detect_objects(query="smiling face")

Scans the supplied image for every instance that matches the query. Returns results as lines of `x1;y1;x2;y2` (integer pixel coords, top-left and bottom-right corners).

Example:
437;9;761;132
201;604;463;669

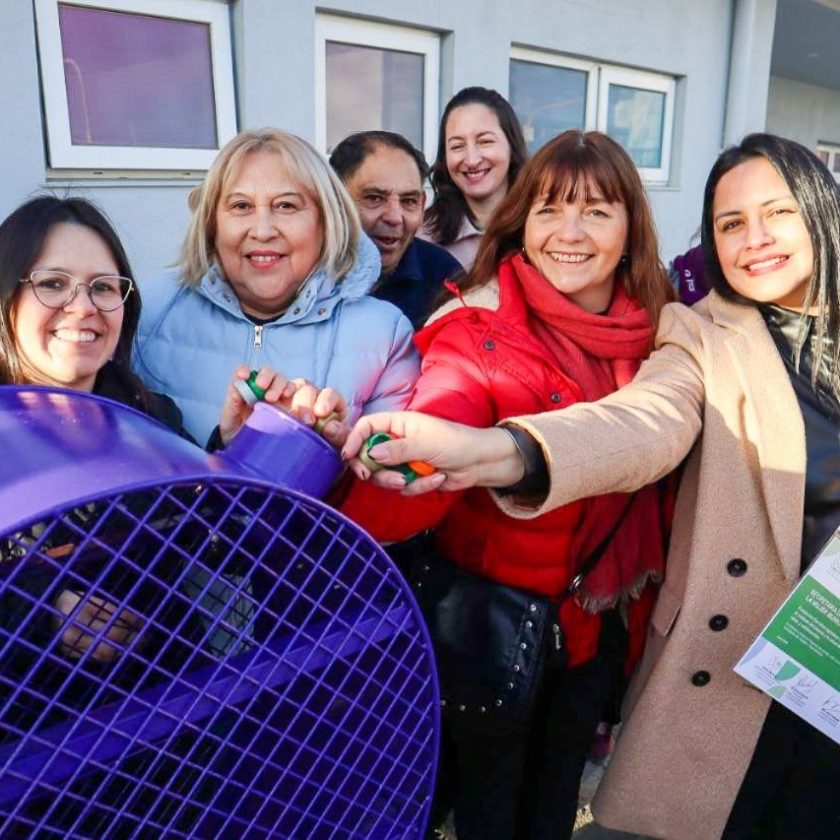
214;151;324;319
344;144;426;276
13;222;124;391
444;103;512;211
712;156;814;310
523;179;629;313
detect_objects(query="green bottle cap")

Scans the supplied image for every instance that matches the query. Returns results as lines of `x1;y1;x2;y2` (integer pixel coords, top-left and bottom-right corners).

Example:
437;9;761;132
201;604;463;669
233;370;266;405
360;432;417;483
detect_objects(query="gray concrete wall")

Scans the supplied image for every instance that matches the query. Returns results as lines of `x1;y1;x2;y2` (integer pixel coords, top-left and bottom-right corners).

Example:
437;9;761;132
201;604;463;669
766;75;840;148
1;0;739;279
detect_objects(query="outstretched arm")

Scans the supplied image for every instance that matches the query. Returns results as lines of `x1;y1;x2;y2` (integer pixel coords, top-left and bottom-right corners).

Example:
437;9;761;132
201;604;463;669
343;305;707;512
342;412;524;494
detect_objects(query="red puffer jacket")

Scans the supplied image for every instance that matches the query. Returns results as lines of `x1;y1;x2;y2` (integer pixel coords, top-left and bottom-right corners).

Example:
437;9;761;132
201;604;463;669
339;270;660;668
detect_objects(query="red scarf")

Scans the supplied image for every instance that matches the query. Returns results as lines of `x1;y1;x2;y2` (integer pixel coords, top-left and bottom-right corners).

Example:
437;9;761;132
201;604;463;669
508;253;666;609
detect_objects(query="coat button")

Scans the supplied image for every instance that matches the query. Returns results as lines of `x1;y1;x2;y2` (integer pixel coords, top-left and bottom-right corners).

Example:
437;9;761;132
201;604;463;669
709;614;729;631
483;339;495;350
549;392;561;403
691;670;711;686
727;558;747;577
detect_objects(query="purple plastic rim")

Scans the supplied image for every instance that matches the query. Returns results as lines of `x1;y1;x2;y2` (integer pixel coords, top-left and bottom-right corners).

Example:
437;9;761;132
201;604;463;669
220;402;343;499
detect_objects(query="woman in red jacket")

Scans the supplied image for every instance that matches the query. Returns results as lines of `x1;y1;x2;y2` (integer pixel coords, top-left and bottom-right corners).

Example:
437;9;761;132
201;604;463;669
340;130;675;840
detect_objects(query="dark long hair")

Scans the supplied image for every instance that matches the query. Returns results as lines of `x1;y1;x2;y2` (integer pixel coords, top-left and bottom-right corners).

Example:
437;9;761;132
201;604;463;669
701;133;840;392
463;130;674;329
424;87;528;246
0;195;149;400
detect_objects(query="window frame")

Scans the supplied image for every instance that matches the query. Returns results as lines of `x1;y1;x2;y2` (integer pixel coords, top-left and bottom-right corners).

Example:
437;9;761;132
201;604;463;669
34;0;237;171
597;65;675;185
314;14;440;159
509;46;598;143
816;142;840;182
508;49;676;184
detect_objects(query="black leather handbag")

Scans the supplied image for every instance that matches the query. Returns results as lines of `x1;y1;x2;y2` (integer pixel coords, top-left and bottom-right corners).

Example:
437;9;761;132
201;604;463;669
413;559;553;734
407;496;636;735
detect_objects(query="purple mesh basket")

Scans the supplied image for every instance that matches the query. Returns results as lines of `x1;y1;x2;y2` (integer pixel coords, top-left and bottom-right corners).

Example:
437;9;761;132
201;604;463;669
0;386;439;839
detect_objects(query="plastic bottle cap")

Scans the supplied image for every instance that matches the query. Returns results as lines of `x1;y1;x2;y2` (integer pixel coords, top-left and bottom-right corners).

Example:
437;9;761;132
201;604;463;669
359;432;392;474
360;432;420;483
314;412;339;435
234;370;266;405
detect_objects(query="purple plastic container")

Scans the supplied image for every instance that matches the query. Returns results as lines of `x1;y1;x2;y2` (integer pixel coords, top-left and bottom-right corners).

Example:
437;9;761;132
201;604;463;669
0;386;438;839
221;402;342;499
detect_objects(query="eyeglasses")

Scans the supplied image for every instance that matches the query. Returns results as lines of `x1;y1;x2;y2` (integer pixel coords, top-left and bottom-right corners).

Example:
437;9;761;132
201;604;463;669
20;270;133;312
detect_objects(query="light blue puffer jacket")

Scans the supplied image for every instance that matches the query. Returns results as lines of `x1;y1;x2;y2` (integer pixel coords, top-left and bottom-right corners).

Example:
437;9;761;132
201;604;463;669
134;237;419;444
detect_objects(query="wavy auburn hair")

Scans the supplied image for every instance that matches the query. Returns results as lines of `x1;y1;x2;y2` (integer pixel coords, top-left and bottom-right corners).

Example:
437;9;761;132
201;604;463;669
464;130;674;328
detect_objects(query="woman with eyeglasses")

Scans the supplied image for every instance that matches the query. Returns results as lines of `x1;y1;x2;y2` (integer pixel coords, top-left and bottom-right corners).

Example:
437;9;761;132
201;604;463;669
0;195;190;425
0;195;345;663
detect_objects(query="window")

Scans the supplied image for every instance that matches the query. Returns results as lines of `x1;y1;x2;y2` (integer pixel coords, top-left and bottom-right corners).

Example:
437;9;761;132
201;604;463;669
509;50;676;184
35;0;236;170
315;15;440;158
510;48;596;151
598;66;674;183
816;143;840;182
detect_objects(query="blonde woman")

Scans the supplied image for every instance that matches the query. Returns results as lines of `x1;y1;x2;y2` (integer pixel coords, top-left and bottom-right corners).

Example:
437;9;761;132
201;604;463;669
135;128;419;444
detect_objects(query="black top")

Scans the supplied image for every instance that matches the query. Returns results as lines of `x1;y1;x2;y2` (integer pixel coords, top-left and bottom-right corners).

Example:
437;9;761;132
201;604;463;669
373;238;462;329
760;304;840;571
93;362;193;442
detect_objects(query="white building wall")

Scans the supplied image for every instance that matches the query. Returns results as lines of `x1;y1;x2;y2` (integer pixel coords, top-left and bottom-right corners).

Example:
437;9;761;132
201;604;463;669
766;75;840;148
0;0;751;279
723;0;778;145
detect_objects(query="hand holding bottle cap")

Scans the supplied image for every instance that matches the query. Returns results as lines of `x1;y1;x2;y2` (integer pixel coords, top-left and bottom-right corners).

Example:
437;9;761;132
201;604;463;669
233;370;266;405
359;432;436;484
234;370;339;434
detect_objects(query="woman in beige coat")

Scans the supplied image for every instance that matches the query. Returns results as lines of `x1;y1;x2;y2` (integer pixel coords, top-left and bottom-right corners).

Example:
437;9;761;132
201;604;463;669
343;133;840;839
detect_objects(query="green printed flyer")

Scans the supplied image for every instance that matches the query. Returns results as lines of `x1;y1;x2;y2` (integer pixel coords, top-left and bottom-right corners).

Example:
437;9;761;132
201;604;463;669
735;533;840;744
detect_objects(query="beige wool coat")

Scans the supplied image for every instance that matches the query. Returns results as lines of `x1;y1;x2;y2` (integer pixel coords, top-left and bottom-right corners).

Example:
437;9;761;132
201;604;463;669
499;291;809;840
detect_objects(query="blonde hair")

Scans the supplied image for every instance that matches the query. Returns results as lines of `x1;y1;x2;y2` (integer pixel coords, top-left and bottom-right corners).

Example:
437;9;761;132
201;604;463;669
179;128;361;286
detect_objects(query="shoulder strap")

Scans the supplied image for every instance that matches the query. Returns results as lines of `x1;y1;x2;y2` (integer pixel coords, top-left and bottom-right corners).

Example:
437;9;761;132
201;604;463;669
559;494;636;602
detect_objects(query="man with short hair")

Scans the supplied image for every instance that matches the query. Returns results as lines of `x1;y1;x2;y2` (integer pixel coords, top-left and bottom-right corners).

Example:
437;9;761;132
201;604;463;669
330;131;462;328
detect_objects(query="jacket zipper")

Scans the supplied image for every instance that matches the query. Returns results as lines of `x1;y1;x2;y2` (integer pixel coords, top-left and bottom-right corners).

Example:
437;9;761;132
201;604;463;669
253;324;263;349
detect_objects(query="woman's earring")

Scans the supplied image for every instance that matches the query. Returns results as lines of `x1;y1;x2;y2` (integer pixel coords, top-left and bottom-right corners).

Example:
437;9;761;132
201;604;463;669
619;254;629;266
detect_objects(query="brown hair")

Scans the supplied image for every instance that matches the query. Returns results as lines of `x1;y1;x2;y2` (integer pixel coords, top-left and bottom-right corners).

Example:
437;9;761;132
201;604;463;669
0;196;151;400
424;86;528;245
464;130;674;327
